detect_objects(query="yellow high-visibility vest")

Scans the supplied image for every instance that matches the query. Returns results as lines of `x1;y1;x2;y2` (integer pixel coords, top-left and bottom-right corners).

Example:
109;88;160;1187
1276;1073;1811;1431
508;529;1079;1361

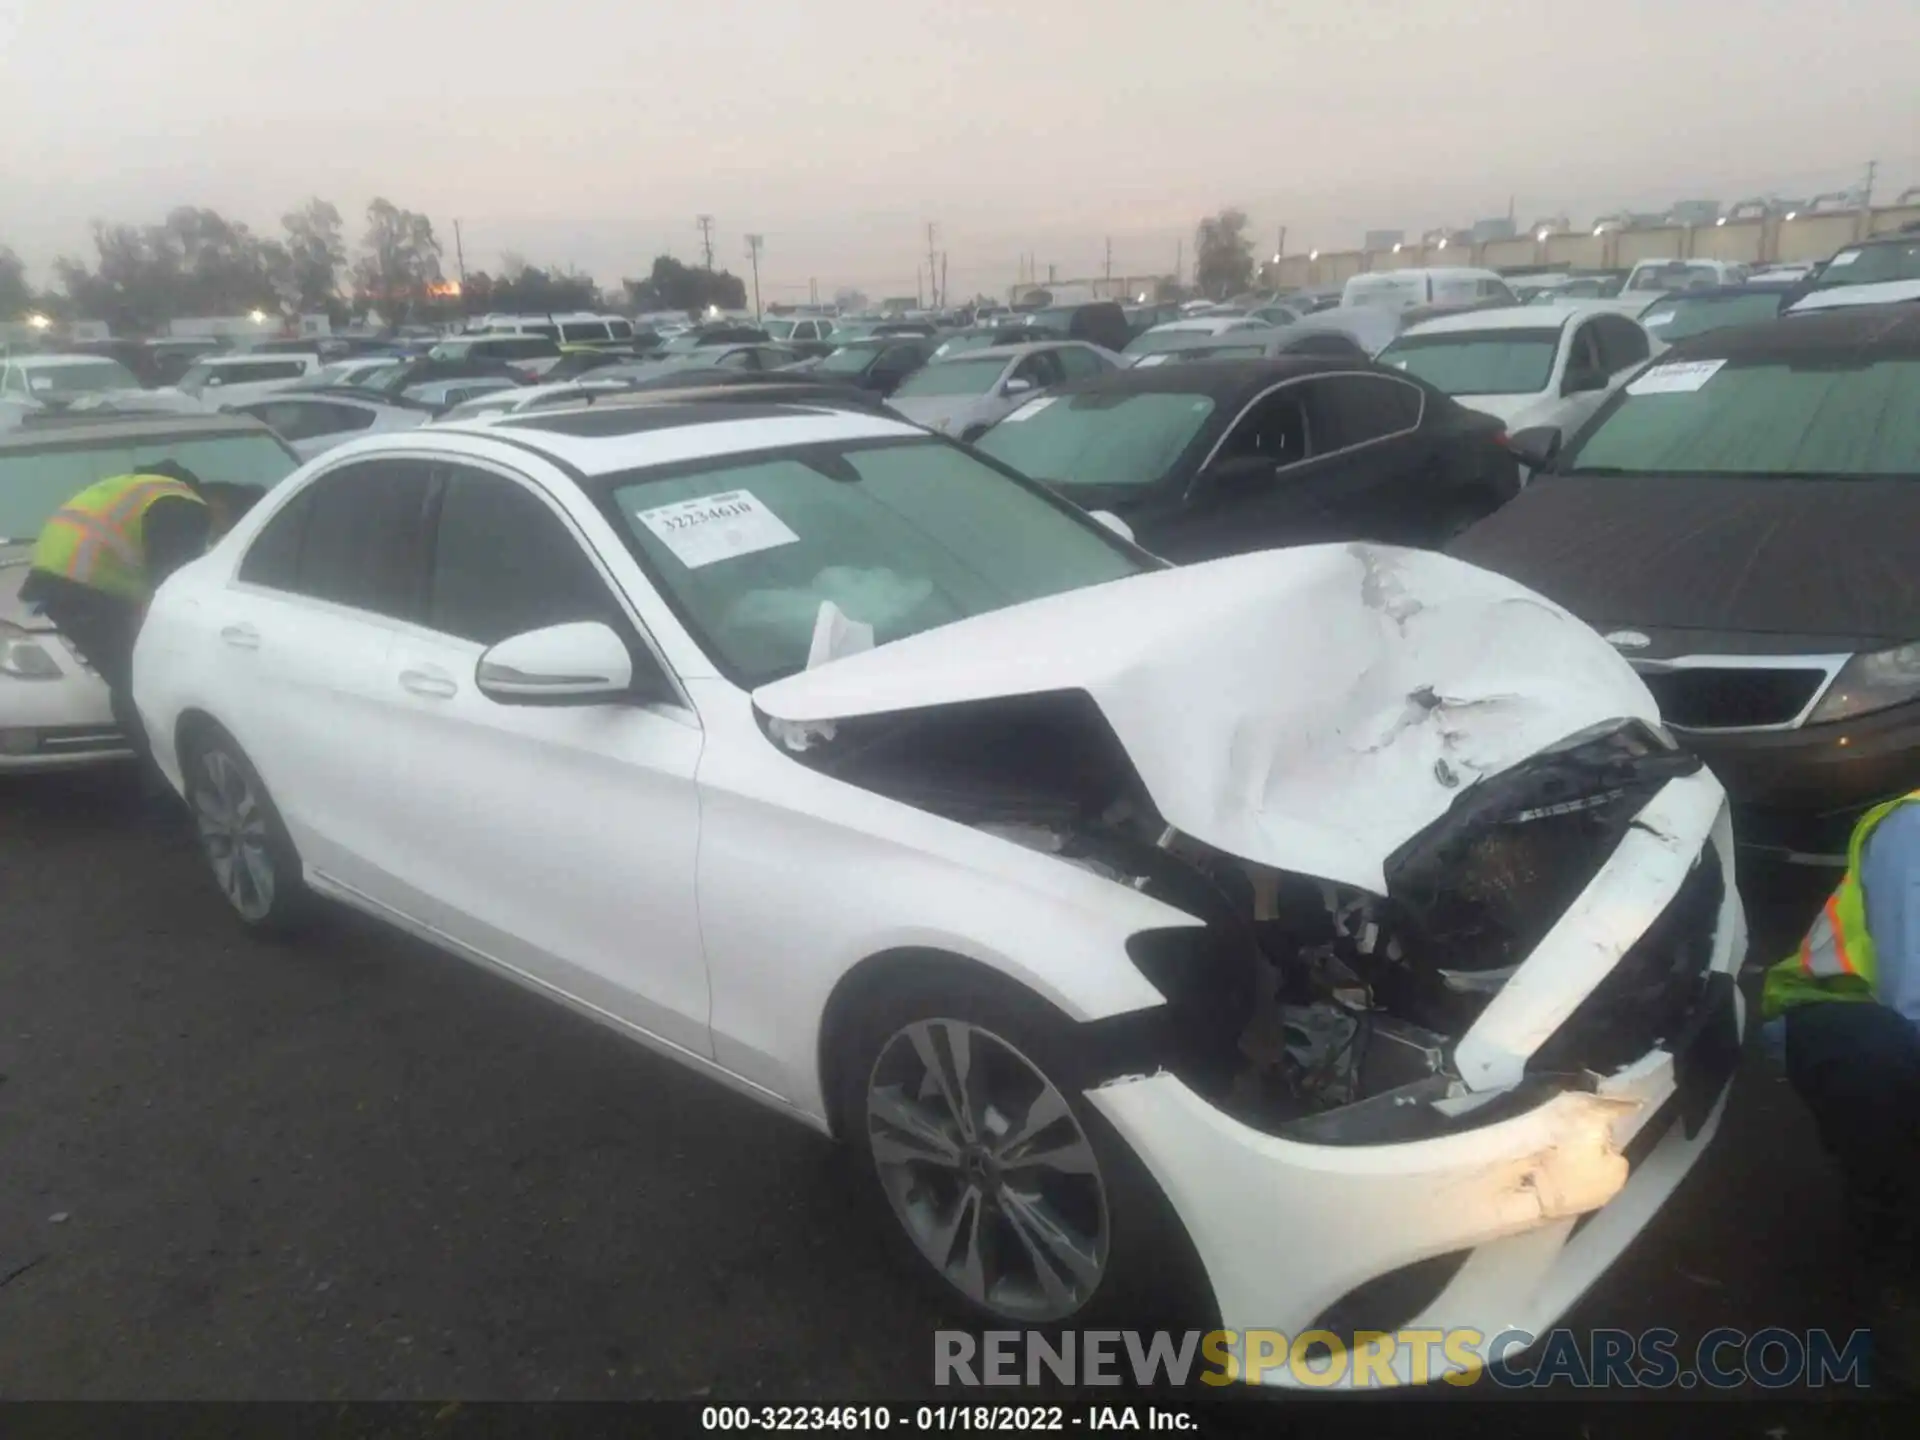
29;472;203;601
1762;790;1920;1019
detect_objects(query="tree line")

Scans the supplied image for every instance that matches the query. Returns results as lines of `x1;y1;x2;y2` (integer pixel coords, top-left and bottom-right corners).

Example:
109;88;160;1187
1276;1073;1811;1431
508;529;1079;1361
1;198;752;334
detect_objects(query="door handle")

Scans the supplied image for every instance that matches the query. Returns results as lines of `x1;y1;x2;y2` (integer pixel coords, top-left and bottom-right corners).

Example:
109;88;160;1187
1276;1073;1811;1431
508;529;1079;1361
219;623;261;650
399;667;458;699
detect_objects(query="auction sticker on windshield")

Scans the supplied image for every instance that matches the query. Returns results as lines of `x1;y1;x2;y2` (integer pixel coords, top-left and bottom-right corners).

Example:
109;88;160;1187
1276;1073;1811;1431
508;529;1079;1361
1002;397;1058;422
1627;358;1726;396
633;490;800;569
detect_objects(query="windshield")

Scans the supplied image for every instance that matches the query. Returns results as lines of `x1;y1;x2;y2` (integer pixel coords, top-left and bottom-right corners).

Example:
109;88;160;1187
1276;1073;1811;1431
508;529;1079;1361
930;333;998;361
1811;240;1920;290
890;356;1008;398
1562;357;1920;479
1123;327;1217;356
819;344;887;374
760;320;797;340
976;391;1216;488
1380;330;1560;395
23;360;139;395
1624;262;1721;294
0;432;298;541
1639;291;1784;341
602;437;1144;685
560;322;610;343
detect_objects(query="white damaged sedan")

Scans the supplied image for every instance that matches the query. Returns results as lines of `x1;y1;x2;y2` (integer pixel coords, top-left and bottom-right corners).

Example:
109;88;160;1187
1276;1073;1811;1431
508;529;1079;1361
132;399;1744;1385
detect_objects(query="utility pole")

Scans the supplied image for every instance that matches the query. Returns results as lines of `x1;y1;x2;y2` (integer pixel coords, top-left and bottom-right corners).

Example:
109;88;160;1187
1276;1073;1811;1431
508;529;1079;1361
916;266;923;309
940;252;948;312
925;223;939;308
809;276;818;306
695;215;715;270
1104;237;1113;288
745;234;764;319
1862;158;1878;208
1175;238;1183;289
1047;262;1056;285
453;219;467;286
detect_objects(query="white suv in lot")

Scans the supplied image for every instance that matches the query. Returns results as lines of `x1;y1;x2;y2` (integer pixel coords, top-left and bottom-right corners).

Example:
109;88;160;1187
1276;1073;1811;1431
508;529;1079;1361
132;398;1743;1384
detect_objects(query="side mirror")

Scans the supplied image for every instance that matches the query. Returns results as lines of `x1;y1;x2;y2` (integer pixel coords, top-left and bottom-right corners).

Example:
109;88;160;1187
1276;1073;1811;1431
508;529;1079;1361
1562;367;1608;396
1088;509;1135;544
476;621;635;705
1003;376;1036;396
1507;426;1562;470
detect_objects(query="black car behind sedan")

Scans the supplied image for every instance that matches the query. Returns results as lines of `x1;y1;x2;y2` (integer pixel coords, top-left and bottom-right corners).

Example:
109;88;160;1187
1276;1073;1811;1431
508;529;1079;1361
972;357;1520;561
1450;302;1920;862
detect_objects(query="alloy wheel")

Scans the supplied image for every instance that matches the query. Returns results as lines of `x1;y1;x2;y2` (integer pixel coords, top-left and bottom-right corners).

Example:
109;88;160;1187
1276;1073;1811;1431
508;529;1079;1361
191;748;276;922
866;1018;1109;1322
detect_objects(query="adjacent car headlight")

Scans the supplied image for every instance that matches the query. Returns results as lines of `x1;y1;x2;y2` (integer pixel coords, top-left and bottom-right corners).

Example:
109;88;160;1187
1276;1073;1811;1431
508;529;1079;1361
0;620;64;681
1807;643;1920;725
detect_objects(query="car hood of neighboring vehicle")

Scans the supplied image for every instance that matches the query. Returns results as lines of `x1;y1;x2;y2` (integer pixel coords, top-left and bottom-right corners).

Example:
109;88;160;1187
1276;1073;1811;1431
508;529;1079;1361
1450;473;1920;644
752;544;1659;894
0;546;51;632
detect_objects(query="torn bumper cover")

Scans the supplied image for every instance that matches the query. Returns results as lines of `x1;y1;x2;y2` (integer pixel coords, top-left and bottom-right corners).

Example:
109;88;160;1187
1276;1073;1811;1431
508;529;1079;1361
1091;772;1745;1389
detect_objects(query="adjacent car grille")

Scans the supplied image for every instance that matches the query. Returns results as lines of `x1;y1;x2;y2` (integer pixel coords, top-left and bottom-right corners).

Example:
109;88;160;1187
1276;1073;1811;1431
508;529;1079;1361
1637;666;1824;730
1529;845;1723;1076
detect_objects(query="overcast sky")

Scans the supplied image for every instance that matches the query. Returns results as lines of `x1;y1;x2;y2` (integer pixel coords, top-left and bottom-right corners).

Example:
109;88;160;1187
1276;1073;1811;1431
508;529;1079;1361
2;0;1916;301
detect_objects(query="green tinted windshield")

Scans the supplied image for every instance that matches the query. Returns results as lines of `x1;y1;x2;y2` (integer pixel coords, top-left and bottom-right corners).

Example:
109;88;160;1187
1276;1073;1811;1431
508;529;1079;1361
1638;292;1784;341
0;432;298;541
1811;240;1920;290
760;320;797;339
604;438;1143;684
930;333;998;361
1563;358;1920;478
1380;331;1560;395
1124;328;1221;356
890;357;1007;398
977;392;1216;487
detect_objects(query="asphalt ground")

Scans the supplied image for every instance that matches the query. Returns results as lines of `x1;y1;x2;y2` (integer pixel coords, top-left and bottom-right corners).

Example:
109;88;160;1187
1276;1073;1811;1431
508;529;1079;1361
0;769;1889;1421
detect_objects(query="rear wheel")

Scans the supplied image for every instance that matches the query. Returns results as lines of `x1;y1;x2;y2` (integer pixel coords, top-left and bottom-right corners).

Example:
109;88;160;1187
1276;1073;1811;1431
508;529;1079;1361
182;729;309;932
840;969;1212;1328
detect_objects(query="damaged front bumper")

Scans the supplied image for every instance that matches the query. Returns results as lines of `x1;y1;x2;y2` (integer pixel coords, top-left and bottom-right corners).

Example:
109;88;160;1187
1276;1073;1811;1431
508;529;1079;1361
1087;767;1745;1389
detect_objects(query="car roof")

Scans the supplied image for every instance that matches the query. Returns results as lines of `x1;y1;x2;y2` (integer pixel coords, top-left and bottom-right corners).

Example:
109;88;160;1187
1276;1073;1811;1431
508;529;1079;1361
0;411;275;452
196;351;318;364
6;352;134;367
1048;355;1376;405
1397;304;1585;336
1145;318;1262;335
425;398;922;477
1664;301;1920;359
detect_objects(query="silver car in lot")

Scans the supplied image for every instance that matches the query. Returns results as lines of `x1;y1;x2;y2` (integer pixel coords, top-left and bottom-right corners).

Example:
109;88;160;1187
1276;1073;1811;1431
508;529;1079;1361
224;392;433;460
885;342;1120;440
0;413;298;771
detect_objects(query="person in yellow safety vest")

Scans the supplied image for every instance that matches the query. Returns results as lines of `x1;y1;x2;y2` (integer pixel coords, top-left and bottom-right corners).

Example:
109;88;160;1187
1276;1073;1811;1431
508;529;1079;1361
1763;789;1920;1390
19;461;256;786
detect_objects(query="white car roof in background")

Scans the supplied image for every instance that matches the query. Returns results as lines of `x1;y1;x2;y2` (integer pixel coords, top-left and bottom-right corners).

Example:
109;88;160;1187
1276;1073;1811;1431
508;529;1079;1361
415;403;920;477
1143;318;1270;336
1396;304;1584;336
7;353;131;368
1787;279;1920;313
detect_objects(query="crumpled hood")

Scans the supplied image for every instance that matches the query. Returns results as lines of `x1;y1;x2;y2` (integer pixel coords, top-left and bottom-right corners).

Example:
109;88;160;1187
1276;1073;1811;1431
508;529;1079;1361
0;547;50;631
753;544;1661;893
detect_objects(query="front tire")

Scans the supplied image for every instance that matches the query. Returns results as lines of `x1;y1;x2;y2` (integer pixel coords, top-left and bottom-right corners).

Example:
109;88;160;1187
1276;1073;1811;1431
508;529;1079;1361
839;969;1211;1328
182;728;310;933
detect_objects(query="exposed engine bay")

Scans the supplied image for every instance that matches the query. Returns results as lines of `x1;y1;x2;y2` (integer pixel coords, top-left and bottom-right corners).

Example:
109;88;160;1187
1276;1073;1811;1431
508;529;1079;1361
766;688;1711;1143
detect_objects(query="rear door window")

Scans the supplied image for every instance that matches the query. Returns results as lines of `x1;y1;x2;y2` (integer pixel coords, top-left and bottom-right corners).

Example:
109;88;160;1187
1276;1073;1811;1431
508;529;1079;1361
1303;375;1426;450
238;460;432;619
